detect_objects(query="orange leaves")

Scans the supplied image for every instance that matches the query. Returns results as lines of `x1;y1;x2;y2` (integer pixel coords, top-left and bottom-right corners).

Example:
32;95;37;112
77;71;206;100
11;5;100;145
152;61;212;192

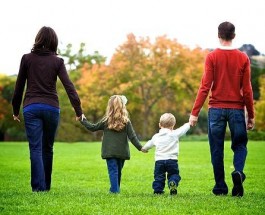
255;75;265;130
76;34;208;138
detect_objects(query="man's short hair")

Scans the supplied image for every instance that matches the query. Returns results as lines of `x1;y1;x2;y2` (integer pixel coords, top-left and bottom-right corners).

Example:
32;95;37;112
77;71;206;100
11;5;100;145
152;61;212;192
218;21;235;41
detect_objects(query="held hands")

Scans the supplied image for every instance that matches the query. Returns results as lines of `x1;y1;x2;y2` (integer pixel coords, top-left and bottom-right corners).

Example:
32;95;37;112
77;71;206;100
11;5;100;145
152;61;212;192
189;115;198;127
141;148;148;153
76;114;86;121
13;115;20;122
247;118;255;130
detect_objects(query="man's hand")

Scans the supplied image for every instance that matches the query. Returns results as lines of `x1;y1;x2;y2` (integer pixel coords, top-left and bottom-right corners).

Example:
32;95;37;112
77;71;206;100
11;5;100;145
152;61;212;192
189;115;198;127
141;148;148;153
247;118;255;130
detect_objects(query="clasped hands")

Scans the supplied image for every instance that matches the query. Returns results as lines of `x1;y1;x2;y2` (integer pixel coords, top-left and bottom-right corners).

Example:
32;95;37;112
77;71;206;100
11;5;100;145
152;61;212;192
75;114;86;121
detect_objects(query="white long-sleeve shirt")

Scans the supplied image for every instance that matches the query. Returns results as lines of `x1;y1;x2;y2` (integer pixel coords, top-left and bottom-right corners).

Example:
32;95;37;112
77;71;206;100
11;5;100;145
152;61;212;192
142;123;190;161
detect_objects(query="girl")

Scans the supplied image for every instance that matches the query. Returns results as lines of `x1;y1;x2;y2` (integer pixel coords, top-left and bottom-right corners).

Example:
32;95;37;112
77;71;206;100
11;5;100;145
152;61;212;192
80;95;144;193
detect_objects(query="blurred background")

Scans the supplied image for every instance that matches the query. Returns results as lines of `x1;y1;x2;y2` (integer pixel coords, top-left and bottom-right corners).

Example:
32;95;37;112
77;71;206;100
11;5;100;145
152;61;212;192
1;0;264;141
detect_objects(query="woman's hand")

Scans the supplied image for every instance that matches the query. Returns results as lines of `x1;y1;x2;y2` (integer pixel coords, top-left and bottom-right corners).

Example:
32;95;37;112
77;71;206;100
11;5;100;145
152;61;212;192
13;115;20;122
76;114;86;121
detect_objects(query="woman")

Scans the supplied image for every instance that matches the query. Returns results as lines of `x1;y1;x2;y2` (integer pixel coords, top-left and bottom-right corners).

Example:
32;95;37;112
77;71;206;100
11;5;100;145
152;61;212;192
12;26;83;192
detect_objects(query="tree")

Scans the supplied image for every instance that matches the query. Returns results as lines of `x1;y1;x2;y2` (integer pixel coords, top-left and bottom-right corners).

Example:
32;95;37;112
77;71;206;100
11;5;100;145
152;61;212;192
255;75;265;131
77;63;112;140
0;75;26;140
239;44;260;58
79;34;208;139
59;43;106;72
117;34;208;137
250;56;265;100
54;43;107;141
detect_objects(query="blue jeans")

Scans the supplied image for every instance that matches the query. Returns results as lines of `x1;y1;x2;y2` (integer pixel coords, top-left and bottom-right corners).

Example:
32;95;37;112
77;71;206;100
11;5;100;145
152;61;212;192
208;108;247;194
23;109;59;191
153;159;181;193
106;158;125;193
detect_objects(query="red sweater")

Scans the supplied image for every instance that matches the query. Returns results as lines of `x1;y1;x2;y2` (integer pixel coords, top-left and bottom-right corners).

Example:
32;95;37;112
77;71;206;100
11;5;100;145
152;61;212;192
191;48;254;119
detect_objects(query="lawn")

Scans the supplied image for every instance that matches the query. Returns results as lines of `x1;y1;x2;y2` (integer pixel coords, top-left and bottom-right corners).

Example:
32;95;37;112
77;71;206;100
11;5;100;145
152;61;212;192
0;141;264;215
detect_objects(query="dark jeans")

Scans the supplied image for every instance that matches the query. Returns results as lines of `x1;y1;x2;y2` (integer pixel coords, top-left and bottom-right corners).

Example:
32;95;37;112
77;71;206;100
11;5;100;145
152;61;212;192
23;109;59;191
153;159;181;193
208;108;248;194
106;158;125;193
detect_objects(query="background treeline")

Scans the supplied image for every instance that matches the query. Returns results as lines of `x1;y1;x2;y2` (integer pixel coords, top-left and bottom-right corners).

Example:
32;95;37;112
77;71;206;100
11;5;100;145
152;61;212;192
0;35;265;141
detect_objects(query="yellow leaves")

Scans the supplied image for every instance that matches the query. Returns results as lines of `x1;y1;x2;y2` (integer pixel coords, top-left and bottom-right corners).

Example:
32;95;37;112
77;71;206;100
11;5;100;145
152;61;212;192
77;62;113;117
74;34;210;137
255;75;265;130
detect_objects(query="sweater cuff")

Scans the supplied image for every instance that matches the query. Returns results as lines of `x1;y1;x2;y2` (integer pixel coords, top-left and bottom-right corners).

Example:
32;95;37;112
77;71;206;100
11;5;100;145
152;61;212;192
74;106;82;117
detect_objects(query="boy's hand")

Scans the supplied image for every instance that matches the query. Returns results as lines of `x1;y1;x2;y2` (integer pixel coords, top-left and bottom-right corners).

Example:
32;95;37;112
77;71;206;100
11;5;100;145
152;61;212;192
141;148;148;153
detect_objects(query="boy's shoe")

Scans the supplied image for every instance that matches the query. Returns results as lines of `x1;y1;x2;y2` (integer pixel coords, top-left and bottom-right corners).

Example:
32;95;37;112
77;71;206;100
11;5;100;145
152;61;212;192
232;171;244;197
169;181;177;195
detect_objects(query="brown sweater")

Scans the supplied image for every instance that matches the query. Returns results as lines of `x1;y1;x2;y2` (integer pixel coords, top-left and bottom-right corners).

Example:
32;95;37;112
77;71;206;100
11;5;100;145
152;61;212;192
12;49;82;116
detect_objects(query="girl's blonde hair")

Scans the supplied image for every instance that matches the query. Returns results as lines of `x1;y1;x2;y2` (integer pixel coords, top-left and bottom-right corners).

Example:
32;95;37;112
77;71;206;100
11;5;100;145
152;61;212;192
104;95;129;131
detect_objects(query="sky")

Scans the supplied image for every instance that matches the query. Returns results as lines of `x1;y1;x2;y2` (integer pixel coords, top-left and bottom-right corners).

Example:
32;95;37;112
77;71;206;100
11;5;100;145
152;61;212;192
1;0;265;75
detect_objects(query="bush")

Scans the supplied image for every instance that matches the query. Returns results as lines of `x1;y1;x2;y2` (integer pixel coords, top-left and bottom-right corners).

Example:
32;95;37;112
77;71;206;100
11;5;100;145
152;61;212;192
5;127;26;141
248;130;265;141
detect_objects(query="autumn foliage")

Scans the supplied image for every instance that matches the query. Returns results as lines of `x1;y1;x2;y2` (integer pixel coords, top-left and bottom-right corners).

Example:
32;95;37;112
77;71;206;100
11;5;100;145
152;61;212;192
1;34;264;141
78;34;208;139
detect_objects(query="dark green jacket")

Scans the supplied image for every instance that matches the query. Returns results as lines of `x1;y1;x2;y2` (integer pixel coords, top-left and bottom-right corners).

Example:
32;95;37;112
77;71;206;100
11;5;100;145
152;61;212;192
80;119;142;160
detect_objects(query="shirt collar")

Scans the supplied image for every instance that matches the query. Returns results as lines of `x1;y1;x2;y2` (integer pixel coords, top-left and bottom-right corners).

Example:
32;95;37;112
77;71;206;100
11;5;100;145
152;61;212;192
159;128;172;133
218;45;237;50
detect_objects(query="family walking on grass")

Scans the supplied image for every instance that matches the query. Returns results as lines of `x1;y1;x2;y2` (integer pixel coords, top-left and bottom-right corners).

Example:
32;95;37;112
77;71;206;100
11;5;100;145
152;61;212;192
12;21;254;197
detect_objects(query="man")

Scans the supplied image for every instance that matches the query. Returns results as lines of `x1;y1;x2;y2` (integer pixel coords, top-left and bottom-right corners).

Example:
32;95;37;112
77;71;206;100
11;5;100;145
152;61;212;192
189;21;255;197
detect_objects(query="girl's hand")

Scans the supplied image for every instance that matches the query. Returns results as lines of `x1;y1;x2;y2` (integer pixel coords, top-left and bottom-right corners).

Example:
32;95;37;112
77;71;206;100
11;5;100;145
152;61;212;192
76;114;86;121
141;148;148;153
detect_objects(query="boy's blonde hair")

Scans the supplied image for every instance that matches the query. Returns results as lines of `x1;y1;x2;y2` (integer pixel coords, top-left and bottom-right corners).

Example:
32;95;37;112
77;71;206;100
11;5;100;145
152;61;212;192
104;95;129;131
159;113;176;128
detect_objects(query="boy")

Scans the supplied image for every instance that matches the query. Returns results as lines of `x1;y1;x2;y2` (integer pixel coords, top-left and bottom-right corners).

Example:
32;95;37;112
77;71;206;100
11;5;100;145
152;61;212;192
142;113;190;195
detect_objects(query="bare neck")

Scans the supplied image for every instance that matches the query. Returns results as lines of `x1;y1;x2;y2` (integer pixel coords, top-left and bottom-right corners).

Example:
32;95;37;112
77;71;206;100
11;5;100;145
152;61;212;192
219;39;233;47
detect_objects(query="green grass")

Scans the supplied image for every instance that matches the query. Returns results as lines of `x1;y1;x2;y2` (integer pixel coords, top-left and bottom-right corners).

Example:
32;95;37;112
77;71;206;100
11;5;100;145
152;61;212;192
0;141;265;215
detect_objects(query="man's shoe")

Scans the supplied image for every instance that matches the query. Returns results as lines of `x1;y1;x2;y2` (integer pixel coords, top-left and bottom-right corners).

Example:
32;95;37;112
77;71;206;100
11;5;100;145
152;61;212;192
212;183;228;196
232;171;244;197
169;181;177;195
